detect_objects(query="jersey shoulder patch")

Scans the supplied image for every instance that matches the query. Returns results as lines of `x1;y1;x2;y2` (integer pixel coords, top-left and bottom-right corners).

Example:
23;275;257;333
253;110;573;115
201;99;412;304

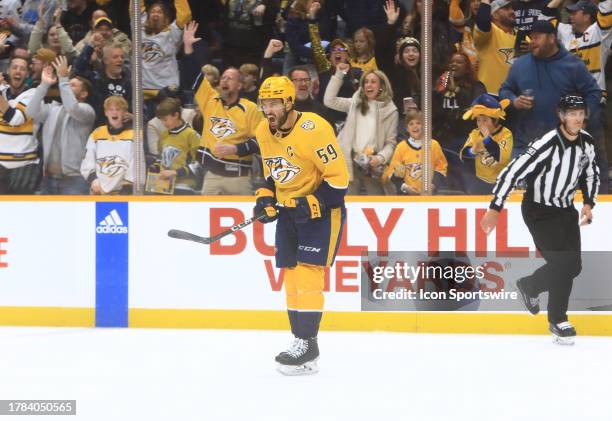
300;119;316;131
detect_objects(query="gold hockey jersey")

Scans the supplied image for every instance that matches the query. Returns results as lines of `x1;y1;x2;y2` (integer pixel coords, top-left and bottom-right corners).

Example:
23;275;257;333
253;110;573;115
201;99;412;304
255;112;349;204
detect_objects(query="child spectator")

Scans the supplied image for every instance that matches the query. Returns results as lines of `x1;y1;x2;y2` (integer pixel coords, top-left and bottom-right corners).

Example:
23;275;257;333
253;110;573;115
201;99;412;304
202;63;220;90
148;98;201;195
324;65;398;195
239;63;260;103
459;94;513;194
385;110;448;195
147;86;197;158
350;27;377;72
81;96;134;195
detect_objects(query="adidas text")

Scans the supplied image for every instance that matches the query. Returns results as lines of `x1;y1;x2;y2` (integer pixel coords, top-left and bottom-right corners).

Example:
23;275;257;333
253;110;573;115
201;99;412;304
96;225;128;234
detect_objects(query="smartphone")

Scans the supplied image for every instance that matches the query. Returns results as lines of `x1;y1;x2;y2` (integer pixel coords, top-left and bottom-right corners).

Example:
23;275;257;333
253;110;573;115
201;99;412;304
403;97;417;112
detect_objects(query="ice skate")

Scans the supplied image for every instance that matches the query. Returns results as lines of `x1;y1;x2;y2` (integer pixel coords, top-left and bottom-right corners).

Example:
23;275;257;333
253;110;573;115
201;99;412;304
515;278;540;315
275;337;320;376
549;321;576;345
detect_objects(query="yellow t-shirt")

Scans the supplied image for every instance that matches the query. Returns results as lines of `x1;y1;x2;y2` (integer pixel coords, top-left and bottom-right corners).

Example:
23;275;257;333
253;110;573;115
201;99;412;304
474;23;516;95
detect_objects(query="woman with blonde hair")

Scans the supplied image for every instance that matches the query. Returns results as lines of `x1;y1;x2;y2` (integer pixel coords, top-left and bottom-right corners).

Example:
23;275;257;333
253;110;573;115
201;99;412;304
324;66;398;195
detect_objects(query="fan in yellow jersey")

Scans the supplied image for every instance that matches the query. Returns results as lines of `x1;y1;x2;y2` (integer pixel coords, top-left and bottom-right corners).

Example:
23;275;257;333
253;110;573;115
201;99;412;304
383;110;448;194
254;76;349;376
460;93;513;194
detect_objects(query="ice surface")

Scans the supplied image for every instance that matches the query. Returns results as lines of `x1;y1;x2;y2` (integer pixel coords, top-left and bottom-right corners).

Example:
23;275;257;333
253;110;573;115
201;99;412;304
0;327;611;420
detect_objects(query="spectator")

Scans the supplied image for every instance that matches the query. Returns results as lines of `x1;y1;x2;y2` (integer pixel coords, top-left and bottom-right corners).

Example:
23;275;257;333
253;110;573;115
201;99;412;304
74;43;132;126
350;27;377;72
221;0;279;66
239;63;260;103
433;51;486;152
499;20;602;163
473;0;522;95
449;0;481;70
384;110;448;194
514;0;550;33
310;19;363;129
182;22;263;195
285;0;335;66
17;0;60;40
378;2;422;114
30;48;57;88
147;97;201;195
459;93;513;194
324;64;398;194
147;86;197;158
0;0;22;71
81;96;134;195
26;56;96;195
75;11;132;57
28;6;76;61
141;0;192;117
61;0;97;44
0;56;38;194
260;39;332;122
541;0;611;95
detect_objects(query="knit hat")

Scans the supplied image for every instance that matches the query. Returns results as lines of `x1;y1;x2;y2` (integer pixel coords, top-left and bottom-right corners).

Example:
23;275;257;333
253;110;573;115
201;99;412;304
33;48;57;64
462;94;511;120
398;37;421;55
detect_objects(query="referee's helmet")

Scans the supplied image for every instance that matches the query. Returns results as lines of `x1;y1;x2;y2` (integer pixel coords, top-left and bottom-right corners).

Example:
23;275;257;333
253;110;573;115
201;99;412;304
558;94;586;112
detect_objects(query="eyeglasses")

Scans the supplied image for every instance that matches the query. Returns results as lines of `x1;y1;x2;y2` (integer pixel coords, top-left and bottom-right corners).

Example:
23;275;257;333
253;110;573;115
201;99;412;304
332;47;348;53
291;78;311;84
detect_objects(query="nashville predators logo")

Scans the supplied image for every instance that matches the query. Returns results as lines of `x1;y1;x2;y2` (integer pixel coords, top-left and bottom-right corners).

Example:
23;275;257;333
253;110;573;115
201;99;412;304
265;157;300;183
406;162;422;180
142;41;164;63
300;120;315;130
209;117;237;138
498;48;515;65
97;155;128;177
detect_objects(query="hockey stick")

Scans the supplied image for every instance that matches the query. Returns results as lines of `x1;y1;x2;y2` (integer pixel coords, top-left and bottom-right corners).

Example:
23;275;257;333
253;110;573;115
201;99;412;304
168;212;267;245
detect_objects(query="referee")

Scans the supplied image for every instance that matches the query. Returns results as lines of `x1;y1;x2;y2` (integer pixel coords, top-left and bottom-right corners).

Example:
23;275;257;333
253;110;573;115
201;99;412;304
480;94;600;345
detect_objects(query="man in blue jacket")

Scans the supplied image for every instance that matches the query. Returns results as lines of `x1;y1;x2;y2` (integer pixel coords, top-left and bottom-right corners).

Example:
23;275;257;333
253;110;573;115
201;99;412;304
499;20;607;192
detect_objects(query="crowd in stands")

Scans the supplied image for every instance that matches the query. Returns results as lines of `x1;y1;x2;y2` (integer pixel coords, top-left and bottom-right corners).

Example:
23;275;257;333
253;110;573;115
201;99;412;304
0;0;609;196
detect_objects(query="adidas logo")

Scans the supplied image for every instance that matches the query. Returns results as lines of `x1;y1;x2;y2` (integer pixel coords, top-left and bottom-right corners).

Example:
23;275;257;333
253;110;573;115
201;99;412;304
96;209;128;234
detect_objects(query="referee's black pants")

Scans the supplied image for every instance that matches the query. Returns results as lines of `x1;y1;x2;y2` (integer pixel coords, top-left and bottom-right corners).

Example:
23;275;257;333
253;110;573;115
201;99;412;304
521;201;582;324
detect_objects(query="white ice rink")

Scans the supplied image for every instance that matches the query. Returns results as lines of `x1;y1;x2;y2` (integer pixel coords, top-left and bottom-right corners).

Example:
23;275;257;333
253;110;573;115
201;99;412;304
1;327;611;420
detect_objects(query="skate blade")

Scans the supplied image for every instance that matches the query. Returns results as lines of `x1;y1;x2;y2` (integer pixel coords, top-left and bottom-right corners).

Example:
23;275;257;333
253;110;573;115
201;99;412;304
552;335;575;346
276;360;319;376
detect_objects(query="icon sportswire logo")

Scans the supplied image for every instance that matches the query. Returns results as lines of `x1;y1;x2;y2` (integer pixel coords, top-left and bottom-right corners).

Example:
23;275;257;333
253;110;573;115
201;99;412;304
96;209;128;234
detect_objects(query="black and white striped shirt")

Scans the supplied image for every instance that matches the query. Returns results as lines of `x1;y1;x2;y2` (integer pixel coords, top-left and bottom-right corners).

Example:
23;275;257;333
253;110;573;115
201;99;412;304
490;127;599;211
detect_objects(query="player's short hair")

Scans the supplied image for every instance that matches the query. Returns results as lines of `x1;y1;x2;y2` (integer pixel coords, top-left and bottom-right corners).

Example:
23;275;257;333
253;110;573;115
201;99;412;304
104;95;129;111
405;110;423;125
156;98;182;119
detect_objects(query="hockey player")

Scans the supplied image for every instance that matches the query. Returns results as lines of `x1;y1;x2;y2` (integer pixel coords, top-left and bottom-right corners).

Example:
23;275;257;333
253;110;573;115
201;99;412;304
254;76;349;375
480;94;599;345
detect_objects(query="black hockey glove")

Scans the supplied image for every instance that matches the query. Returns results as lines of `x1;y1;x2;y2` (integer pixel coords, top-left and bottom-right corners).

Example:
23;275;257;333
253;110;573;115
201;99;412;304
283;195;324;224
254;188;278;223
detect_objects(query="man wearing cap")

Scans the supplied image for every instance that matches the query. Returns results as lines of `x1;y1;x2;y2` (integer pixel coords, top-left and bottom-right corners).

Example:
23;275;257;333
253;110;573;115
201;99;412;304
499;19;606;190
473;0;520;95
75;12;131;57
540;0;611;94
